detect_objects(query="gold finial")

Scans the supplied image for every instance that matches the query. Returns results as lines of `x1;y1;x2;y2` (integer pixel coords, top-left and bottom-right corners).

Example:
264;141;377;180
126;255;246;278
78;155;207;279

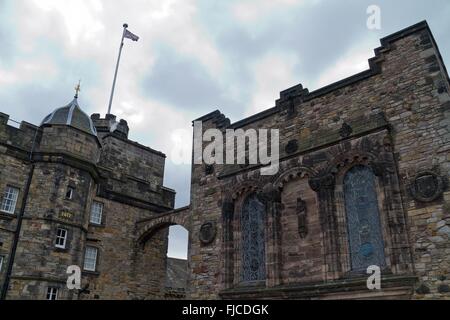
74;80;81;98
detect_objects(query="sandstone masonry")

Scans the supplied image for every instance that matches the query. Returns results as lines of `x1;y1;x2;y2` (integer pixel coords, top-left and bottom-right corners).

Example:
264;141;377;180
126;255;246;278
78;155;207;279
0;21;449;300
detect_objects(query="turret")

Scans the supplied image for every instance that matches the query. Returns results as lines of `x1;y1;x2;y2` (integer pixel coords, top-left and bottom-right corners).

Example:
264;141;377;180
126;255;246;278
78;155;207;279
39;97;101;164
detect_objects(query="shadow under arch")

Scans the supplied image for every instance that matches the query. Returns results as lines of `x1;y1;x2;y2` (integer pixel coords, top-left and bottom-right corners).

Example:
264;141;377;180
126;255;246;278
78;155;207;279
132;206;192;300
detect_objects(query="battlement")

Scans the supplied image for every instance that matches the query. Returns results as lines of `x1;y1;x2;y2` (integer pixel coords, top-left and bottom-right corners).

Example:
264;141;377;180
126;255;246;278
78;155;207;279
91;113;129;139
0;112;41;152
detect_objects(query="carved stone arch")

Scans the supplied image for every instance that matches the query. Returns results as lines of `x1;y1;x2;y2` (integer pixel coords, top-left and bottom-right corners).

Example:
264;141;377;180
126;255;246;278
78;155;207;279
136;209;191;246
322;132;395;179
272;166;318;190
327;150;379;177
306;144;394;280
225;179;265;201
312;136;412;278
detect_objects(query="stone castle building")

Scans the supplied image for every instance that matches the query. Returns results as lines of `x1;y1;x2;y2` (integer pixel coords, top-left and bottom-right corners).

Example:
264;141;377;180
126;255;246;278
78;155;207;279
1;21;449;299
0;96;177;299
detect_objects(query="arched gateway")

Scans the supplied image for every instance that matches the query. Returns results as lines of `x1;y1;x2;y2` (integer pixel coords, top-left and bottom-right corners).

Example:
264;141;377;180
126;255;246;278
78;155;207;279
136;206;191;245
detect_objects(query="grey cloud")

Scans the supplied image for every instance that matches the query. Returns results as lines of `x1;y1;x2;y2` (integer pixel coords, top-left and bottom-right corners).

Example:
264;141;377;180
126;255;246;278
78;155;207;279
141;44;243;116
1;0;450;255
0;0;16;64
163;162;191;208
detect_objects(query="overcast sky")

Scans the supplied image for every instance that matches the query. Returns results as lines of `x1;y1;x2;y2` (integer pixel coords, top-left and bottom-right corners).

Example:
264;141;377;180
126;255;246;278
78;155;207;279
1;0;449;259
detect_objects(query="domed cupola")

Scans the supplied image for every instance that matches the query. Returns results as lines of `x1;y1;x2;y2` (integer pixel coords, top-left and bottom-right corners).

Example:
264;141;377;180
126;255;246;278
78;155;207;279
41;97;97;136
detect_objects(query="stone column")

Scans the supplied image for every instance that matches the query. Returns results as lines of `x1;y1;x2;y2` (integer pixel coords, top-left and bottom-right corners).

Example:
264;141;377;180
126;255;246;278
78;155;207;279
370;156;413;274
222;200;235;289
258;184;283;287
309;173;341;280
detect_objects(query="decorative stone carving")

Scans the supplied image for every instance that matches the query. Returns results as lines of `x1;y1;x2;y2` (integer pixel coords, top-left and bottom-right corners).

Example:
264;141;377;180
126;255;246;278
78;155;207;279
221;200;235;222
297;198;308;238
205;164;214;175
437;79;448;94
199;221;217;245
369;161;386;177
257;183;282;204
286;96;297;118
339;122;353;138
409;171;445;202
285;139;299;154
308;173;335;192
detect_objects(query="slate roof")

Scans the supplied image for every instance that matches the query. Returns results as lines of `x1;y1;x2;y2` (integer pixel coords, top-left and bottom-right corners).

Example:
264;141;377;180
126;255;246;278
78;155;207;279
41;97;97;136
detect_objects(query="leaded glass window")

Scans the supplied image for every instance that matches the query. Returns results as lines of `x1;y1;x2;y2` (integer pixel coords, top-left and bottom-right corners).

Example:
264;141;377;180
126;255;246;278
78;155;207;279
84;246;98;271
344;165;386;272
241;193;266;282
90;201;103;225
1;186;19;214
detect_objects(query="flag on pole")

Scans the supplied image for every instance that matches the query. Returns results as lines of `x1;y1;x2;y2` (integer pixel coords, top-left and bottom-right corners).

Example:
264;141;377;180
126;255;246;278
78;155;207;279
107;23;140;115
124;29;139;42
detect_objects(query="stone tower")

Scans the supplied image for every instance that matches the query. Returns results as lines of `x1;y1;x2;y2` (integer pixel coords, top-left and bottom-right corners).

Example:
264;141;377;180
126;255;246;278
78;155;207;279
2;96;101;299
0;94;175;299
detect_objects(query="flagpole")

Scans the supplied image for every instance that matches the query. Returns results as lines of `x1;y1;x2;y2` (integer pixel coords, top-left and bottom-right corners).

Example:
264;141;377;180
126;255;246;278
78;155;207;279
107;23;128;115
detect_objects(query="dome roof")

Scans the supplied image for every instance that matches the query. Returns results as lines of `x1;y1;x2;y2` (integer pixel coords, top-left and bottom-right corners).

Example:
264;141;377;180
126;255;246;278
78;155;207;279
41;98;97;136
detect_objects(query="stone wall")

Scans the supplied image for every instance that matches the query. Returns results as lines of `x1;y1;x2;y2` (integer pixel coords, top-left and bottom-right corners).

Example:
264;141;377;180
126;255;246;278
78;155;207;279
38;125;101;164
187;21;450;299
79;197;168;300
1;20;449;300
5;162;93;300
0;107;175;299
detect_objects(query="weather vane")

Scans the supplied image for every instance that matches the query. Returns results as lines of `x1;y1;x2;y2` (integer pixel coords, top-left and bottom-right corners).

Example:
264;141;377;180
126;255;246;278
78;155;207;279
74;80;81;98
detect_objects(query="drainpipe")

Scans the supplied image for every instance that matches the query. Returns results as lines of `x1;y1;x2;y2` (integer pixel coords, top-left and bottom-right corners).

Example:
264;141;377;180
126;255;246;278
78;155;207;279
0;126;39;300
0;164;35;300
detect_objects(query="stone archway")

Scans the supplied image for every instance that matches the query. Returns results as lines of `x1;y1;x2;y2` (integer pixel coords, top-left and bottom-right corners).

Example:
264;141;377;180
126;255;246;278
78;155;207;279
132;206;192;300
136;206;191;245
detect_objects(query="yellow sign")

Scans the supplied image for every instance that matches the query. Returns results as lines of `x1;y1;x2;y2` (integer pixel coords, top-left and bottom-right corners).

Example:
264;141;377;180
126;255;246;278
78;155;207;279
59;211;73;220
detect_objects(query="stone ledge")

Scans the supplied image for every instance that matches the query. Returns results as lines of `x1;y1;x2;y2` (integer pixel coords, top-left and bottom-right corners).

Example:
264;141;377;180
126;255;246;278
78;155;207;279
97;186;173;213
82;270;100;277
219;275;417;300
10;275;67;284
218;113;389;179
0;212;16;221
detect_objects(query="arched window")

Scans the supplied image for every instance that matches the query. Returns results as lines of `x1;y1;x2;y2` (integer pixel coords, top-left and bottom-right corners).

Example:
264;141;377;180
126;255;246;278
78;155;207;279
344;165;386;272
241;193;266;282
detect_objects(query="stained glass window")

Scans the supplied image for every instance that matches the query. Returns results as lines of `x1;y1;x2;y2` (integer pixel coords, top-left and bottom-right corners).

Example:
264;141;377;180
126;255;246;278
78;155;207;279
344;165;386;272
241;194;266;282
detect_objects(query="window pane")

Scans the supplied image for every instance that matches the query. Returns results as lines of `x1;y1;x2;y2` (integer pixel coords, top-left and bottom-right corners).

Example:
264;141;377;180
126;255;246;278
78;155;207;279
0;256;4;272
1;186;19;214
84;247;98;271
344;165;386;271
90;202;103;225
66;187;74;199
46;287;58;300
241;193;266;282
55;228;67;248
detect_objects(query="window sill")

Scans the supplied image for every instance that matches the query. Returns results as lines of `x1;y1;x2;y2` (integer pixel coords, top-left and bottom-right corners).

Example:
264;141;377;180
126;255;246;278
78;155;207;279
54;247;69;253
236;280;266;288
0;211;16;220
89;223;105;228
82;270;100;277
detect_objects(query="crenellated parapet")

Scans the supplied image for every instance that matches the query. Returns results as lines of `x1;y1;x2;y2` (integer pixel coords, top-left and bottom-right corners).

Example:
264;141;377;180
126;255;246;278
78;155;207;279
0;112;41;156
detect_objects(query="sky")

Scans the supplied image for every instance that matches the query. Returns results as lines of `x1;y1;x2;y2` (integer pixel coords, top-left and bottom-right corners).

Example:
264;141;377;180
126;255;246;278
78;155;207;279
1;0;449;259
